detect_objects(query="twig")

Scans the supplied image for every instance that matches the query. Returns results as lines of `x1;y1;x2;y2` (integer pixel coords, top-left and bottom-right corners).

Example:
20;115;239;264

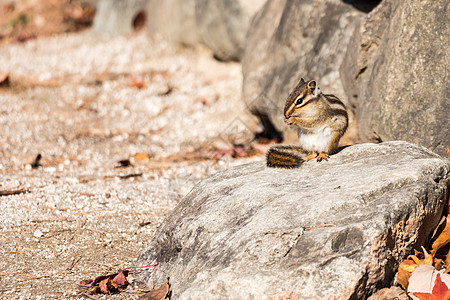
40;229;71;239
119;173;143;179
18;272;68;282
304;223;335;231
67;256;82;271
48;245;59;257
0;189;30;196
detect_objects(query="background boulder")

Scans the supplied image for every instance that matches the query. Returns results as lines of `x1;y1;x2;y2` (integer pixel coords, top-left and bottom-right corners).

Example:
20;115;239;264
92;0;147;35
137;141;450;299
242;0;375;143
146;0;265;61
340;0;449;156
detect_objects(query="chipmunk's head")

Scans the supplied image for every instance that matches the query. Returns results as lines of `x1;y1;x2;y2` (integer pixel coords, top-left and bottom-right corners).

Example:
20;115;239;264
283;78;322;126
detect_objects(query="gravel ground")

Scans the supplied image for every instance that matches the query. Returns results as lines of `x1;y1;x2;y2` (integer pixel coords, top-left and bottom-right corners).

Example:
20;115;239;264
0;30;261;299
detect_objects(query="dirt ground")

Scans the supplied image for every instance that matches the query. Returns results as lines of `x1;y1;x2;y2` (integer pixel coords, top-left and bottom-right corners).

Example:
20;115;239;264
0;3;262;298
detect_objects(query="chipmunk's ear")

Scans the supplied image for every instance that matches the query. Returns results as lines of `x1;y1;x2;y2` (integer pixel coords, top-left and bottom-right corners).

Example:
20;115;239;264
299;78;305;84
307;80;316;91
308;80;320;96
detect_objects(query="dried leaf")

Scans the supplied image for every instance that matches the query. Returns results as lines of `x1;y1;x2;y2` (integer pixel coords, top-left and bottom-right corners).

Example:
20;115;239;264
398;259;418;289
133;153;150;161
432;219;450;257
79;265;156;295
413;274;450;300
139;278;171;300
447;148;450;158
98;278;110;294
113;270;127;286
128;78;145;89
98;278;119;294
398;248;434;289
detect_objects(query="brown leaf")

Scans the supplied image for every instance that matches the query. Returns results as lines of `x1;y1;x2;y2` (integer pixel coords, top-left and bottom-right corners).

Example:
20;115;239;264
139;278;171;300
98;278;110;294
98;278;120;294
447;148;450;158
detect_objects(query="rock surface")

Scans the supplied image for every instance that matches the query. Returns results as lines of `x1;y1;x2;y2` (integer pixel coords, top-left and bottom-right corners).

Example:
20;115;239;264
146;0;265;61
137;141;450;299
340;0;449;156
242;0;370;142
92;0;147;35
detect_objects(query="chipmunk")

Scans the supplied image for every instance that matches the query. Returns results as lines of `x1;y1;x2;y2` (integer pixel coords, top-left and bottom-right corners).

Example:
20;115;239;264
266;78;348;168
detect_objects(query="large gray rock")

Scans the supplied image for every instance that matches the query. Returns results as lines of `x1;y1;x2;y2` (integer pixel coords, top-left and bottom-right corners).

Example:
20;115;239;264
146;0;265;61
137;141;450;299
146;0;201;47
242;0;368;142
340;0;450;156
92;0;147;35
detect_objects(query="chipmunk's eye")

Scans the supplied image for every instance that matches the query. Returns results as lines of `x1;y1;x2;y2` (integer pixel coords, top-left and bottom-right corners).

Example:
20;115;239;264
295;97;304;106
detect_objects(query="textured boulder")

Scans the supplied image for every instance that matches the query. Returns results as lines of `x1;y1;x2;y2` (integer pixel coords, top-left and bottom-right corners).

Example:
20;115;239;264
137;141;450;299
92;0;147;35
146;0;265;61
242;0;371;142
340;0;450;156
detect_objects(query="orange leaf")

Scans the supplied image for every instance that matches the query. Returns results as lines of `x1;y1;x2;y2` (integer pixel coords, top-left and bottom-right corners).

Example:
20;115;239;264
414;274;450;300
133;153;150;161
432;219;450;256
99;278;112;294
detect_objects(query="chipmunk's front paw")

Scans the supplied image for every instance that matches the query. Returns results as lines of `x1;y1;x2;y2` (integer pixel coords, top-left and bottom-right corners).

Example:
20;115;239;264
316;152;329;162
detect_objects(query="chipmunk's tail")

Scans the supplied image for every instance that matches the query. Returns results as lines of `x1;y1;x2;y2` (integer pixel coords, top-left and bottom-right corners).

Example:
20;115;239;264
266;145;309;168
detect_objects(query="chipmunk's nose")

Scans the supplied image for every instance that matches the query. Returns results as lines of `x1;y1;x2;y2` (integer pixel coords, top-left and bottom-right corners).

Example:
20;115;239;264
284;116;293;125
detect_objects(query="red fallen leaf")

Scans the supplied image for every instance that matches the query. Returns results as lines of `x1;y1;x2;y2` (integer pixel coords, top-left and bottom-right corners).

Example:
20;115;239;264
113;270;127;285
414;273;450;300
16;30;35;42
128;78;146;89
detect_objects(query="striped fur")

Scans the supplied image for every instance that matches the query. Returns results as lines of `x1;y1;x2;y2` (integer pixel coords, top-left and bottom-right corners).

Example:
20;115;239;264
266;145;307;168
